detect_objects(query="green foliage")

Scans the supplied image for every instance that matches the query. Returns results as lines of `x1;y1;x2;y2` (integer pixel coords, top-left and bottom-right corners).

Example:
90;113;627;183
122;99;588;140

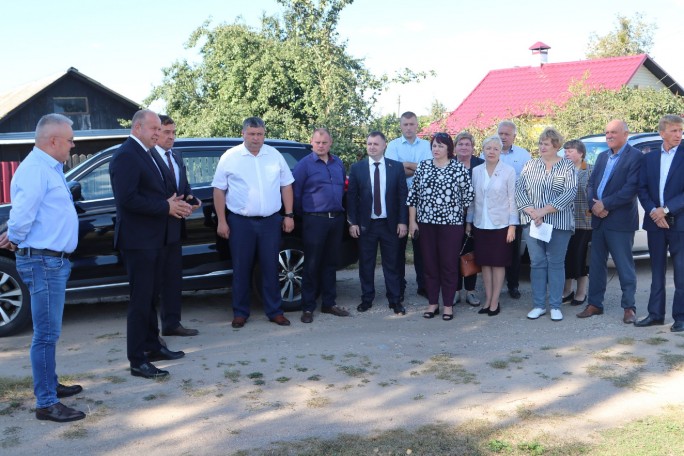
147;0;428;165
586;13;656;59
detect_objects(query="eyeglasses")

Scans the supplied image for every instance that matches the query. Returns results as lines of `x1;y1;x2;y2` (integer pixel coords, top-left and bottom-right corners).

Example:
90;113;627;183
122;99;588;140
53;136;75;144
433;133;450;140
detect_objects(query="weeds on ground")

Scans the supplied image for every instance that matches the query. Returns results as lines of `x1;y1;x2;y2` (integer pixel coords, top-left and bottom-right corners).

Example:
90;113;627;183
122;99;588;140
421;353;477;384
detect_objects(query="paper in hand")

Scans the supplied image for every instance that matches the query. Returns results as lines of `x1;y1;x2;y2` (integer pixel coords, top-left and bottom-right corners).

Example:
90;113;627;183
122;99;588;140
529;222;553;242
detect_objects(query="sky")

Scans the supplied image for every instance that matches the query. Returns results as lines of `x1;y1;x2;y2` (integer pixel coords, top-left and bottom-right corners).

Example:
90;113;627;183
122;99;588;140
2;0;684;118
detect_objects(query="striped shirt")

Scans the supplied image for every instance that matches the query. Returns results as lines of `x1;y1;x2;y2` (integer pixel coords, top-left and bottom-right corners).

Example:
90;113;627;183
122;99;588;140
515;158;577;231
573;163;593;230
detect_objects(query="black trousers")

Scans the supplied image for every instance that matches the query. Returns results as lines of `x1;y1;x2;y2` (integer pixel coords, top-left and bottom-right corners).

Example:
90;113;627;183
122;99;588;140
301;213;343;312
160;241;183;331
506;225;523;290
358;219;401;305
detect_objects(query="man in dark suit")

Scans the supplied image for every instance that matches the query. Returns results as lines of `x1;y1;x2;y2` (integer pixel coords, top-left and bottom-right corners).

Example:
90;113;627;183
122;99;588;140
577;119;643;323
347;131;408;315
155;115;201;337
635;115;684;332
110;110;193;379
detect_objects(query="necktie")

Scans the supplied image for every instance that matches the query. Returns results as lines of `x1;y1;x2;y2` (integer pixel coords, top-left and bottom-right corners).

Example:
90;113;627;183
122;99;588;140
373;162;381;216
165;150;177;186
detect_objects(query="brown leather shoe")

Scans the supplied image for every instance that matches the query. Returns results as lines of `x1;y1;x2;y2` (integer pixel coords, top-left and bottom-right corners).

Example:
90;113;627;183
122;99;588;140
231;317;247;328
269;314;291;326
162;324;199;336
56;383;82;399
301;311;313;323
321;305;350;317
36;402;86;423
623;308;636;324
576;304;603;318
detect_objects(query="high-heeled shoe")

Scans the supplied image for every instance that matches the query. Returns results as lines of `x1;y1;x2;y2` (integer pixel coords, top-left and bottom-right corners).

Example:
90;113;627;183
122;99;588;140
442;307;454;321
562;291;575;304
423;305;440;319
477;307;490;314
488;303;500;316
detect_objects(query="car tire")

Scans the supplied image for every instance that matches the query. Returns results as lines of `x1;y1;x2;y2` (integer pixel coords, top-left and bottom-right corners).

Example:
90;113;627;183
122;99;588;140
0;256;31;337
252;238;304;312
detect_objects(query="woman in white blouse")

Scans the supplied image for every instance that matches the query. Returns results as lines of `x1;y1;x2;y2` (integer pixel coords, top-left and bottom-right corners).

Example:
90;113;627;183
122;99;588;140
465;136;518;316
515;127;577;322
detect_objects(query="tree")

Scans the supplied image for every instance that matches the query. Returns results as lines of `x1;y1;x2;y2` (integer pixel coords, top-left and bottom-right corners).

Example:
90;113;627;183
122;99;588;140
586;13;656;59
147;0;426;164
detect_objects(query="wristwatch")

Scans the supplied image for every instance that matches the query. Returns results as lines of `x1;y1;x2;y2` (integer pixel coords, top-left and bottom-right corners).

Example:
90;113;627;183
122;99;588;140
284;212;295;218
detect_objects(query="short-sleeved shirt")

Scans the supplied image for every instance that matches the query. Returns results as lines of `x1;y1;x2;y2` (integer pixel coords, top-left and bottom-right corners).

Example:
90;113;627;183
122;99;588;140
385;136;432;187
211;143;294;217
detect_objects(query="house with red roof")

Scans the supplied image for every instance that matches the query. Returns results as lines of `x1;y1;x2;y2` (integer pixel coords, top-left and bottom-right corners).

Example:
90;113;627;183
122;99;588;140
424;43;684;135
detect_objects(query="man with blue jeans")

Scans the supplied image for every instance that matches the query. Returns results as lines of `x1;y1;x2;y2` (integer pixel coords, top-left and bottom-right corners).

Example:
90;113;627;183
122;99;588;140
0;114;85;422
577;119;642;323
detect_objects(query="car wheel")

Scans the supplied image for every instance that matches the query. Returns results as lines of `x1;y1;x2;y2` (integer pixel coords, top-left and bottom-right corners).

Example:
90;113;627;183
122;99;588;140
0;257;31;337
252;238;304;312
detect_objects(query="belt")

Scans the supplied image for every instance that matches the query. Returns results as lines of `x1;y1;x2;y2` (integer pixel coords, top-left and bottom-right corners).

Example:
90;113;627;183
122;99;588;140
16;247;71;259
303;211;343;218
370;218;388;222
228;211;275;220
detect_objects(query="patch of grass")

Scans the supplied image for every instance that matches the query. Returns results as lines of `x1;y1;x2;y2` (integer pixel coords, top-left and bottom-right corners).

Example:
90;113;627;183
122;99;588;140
595;407;684;455
337;366;368;378
224;370;240;383
644;337;669;346
1;426;21;449
413;394;424;400
488;439;512;452
307;375;321;381
489;360;509;369
617;337;635;345
508;356;526;363
421;353;476;384
661;353;684;371
586;364;643;388
539;346;555;351
275;377;291;383
593;352;646;364
253;379;265;386
409;359;423;365
0;376;33;402
143;394;157;401
516;403;537;420
517;441;545;455
306;397;331;408
321;354;335;361
295;366;308;372
237;360;250;366
247;372;263;379
104;375;126;384
0;402;22;416
61;426;87;439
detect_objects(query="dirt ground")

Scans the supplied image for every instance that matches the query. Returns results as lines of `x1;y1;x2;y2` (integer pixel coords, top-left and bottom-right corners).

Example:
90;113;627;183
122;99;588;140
1;261;683;455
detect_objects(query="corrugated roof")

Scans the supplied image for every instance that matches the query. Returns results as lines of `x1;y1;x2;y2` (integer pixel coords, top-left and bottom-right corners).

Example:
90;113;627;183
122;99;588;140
424;54;681;135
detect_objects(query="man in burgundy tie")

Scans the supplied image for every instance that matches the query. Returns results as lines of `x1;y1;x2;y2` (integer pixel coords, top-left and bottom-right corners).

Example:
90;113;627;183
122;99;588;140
154;115;201;337
347;131;409;315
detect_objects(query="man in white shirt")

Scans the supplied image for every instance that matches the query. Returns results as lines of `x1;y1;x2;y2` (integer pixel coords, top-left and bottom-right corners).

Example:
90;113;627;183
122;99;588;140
498;120;531;299
212;117;295;328
385;111;431;300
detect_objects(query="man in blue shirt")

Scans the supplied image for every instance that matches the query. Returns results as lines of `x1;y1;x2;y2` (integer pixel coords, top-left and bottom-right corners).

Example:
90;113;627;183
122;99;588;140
0;114;85;422
385;112;431;300
293;128;349;323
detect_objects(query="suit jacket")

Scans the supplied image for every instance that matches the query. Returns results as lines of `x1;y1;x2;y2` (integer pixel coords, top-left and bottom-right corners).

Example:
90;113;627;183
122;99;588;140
154;147;192;198
347;157;408;231
586;143;642;231
468;161;519;227
639;144;684;232
110;137;179;250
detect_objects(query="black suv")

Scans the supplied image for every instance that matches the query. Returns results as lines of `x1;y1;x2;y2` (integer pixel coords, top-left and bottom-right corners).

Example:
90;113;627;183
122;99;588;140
0;138;358;337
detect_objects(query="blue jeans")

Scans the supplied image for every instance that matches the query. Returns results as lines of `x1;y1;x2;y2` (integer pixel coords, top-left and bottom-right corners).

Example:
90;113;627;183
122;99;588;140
525;228;572;310
16;254;71;409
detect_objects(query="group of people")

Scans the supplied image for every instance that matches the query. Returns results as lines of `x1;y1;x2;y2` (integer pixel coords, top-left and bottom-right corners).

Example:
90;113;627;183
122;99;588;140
4;109;683;424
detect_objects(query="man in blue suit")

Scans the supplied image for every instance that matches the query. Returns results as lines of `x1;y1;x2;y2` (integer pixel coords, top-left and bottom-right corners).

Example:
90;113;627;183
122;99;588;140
577;119;643;323
347;131;409;315
110;110;193;379
635;115;684;332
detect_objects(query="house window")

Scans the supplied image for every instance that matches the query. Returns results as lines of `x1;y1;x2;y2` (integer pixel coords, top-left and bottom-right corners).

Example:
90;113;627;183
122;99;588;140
53;97;89;114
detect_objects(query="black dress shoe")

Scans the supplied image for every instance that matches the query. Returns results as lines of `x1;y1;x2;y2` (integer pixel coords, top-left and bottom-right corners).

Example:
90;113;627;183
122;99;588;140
393;304;406;315
634;315;665;327
36;402;85;422
301;311;313;323
131;362;169;379
671;321;684;332
146;347;185;362
508;288;521;299
162;324;199;337
56;383;82;398
357;302;372;312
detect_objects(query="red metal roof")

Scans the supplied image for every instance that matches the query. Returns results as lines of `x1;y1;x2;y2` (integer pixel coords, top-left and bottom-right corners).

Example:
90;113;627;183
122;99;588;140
424;54;654;135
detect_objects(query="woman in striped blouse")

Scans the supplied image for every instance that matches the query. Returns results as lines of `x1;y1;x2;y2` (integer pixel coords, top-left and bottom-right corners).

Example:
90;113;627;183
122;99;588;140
515;127;577;322
562;140;593;307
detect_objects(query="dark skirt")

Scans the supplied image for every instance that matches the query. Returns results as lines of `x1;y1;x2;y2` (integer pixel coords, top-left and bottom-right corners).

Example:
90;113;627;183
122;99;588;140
473;226;512;267
565;229;592;279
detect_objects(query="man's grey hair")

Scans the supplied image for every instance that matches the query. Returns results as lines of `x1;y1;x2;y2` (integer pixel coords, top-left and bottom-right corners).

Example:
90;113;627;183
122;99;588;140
35;113;73;139
658;115;682;132
497;120;517;134
242;117;266;131
131;109;158;128
482;135;503;150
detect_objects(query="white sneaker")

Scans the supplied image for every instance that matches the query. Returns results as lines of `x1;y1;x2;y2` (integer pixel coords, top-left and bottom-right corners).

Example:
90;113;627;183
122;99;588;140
551;309;563;321
466;292;480;306
527;308;546;319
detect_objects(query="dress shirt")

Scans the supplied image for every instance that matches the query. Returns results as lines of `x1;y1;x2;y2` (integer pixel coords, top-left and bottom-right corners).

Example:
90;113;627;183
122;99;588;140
597;143;627;200
369;157;387;219
155;145;179;189
211;142;294;217
385;136;432;187
499;145;531;179
8;146;78;252
292;152;345;213
659;144;677;207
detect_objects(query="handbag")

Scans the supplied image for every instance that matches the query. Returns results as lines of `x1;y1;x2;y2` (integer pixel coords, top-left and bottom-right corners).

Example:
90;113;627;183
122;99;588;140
459;233;481;277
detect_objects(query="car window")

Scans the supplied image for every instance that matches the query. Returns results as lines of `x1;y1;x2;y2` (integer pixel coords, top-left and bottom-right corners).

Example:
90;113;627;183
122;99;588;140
77;160;113;200
633;140;661;154
184;155;220;187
